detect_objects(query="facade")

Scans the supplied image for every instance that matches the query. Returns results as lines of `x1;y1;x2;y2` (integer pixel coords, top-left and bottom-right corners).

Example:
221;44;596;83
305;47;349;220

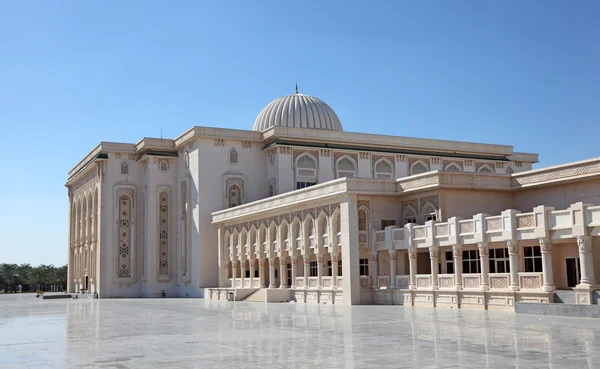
66;90;600;309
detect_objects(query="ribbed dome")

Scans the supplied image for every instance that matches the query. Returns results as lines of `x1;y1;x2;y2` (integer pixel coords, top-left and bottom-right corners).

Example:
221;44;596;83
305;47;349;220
253;93;343;132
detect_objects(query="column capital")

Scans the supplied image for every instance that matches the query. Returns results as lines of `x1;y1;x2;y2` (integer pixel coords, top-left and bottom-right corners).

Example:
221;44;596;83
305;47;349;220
506;240;519;254
269;259;276;267
369;251;379;261
428;246;439;259
408;248;418;260
477;242;489;256
291;255;299;263
577;236;592;253
452;244;462;257
331;253;338;263
388;249;397;258
539;238;552;253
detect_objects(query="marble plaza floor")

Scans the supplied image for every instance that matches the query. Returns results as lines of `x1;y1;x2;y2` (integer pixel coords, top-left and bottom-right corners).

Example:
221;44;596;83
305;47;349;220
0;294;599;369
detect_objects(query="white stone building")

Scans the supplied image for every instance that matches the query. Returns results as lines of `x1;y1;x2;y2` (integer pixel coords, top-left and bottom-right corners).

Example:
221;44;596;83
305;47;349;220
66;90;600;309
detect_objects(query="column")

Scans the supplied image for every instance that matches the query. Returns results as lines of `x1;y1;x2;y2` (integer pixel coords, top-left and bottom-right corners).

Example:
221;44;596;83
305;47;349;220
429;246;439;290
303;256;310;289
317;254;324;289
389;250;397;289
259;258;266;288
291;256;298;288
240;260;246;285
231;260;237;284
340;194;360;305
249;259;256;287
369;251;379;289
331;253;338;289
279;257;287;288
507;240;520;291
539;238;555;292
577;236;597;288
268;258;276;288
452;245;463;290
478;243;489;290
408;248;417;290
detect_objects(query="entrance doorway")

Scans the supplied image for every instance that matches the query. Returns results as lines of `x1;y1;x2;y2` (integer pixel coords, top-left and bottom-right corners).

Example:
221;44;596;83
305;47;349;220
566;258;581;288
84;276;89;291
287;263;292;287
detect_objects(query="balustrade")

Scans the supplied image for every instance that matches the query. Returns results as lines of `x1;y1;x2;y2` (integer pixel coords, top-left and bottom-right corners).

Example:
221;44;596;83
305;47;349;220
462;274;481;289
518;272;543;290
437;274;455;289
377;275;389;289
395;275;410;289
415;274;432;289
488;273;510;290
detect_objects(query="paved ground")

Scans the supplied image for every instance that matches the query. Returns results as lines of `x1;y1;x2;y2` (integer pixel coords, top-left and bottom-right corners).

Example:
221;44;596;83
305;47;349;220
1;294;599;368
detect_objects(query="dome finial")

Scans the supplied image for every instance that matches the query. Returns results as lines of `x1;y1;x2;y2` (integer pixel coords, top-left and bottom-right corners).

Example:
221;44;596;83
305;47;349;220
295;82;298;94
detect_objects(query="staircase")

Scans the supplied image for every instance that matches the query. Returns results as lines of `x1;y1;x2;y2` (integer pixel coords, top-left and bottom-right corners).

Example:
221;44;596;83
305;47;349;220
243;288;266;302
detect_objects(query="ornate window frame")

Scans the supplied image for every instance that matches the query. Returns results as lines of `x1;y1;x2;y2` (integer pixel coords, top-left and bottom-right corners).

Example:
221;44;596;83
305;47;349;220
477;164;494;173
295;153;318;186
410;160;429;175
223;171;246;209
113;184;136;285
120;160;129;175
444;162;462;172
159;160;169;173
373;158;394;179
157;185;172;282
228;147;239;165
335;155;357;178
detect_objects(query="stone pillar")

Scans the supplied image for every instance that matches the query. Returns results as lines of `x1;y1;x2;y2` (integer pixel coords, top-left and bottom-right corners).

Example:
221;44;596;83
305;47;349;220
577;236;597;288
408;248;417;290
331;253;338;289
240;260;246;285
478;243;489;290
279;257;287;288
429;246;439;290
291;256;298;289
231;260;237;283
369;251;379;289
268;258;276;288
507;240;520;291
217;224;226;287
389;250;397;289
249;259;256;287
317;254;324;289
452;245;463;290
303;256;310;289
539;238;555;292
259;258;266;288
340;194;360;305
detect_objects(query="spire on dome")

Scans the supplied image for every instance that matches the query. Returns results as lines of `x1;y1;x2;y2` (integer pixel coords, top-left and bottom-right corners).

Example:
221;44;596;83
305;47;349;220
295;82;298;94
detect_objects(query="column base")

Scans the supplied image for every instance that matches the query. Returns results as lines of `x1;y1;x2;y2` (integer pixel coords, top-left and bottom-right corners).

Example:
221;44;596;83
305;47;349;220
454;285;463;291
541;285;556;292
509;285;520;291
575;283;598;290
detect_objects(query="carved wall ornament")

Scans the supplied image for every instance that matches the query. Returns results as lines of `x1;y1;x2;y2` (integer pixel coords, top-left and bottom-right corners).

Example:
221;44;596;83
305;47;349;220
577;236;592;253
396;155;407;162
357;200;370;210
452;245;463;258
428;247;439;259
506;240;519;254
539;238;552;252
477;243;489;256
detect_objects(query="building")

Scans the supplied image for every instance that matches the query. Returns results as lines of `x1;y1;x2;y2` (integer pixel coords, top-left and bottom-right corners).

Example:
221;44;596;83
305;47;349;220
66;89;600;309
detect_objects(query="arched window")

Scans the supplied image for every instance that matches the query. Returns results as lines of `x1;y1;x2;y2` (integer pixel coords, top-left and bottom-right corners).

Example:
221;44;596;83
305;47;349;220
296;154;317;189
159;160;169;172
422;202;437;223
403;206;418;225
374;159;393;179
478;164;493;173
410;160;428;175
228;185;241;208
506;167;514;174
268;185;274;197
335;213;341;246
336;156;356;178
120;161;129;175
229;148;239;164
358;208;368;231
444;162;461;172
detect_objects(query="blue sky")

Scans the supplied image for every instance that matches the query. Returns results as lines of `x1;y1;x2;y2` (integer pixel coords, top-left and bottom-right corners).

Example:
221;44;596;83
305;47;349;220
1;1;598;266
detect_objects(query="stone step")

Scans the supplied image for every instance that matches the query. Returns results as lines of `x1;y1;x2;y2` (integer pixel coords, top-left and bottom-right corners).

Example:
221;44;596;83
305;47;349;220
554;290;576;304
243;288;266;302
516;302;600;318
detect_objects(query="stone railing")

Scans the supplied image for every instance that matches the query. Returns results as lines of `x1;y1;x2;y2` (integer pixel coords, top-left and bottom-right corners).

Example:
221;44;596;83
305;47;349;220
307;277;319;289
243;279;251;288
396;275;410;289
228;278;233;288
336;276;343;289
375;231;386;244
360;276;370;289
462;274;481;289
234;278;242;288
295;277;305;288
321;276;333;288
438;274;455;289
488;273;510;290
252;278;260;288
377;276;390;289
415;274;432;289
519;272;543;290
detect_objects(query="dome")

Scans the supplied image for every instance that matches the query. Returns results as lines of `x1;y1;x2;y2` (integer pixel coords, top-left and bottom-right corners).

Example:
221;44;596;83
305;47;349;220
253;91;343;132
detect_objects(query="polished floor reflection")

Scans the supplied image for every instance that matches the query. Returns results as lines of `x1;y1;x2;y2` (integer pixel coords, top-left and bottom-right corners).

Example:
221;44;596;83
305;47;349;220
0;293;599;368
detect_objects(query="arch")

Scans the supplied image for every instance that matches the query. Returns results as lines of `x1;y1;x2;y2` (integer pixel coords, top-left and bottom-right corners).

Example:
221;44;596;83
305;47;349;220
120;161;129;175
374;158;394;179
331;209;341;246
249;226;257;254
357;206;370;232
304;215;315;249
336;155;357;178
318;213;328;246
240;227;248;248
410;160;429;175
269;222;278;252
228;184;242;208
506;166;514;174
402;205;418;225
292;218;302;250
280;221;289;251
259;225;267;254
295;153;317;188
421;201;438;223
159;160;169;172
228;147;239;165
444;162;462;172
224;230;231;257
477;164;494;173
